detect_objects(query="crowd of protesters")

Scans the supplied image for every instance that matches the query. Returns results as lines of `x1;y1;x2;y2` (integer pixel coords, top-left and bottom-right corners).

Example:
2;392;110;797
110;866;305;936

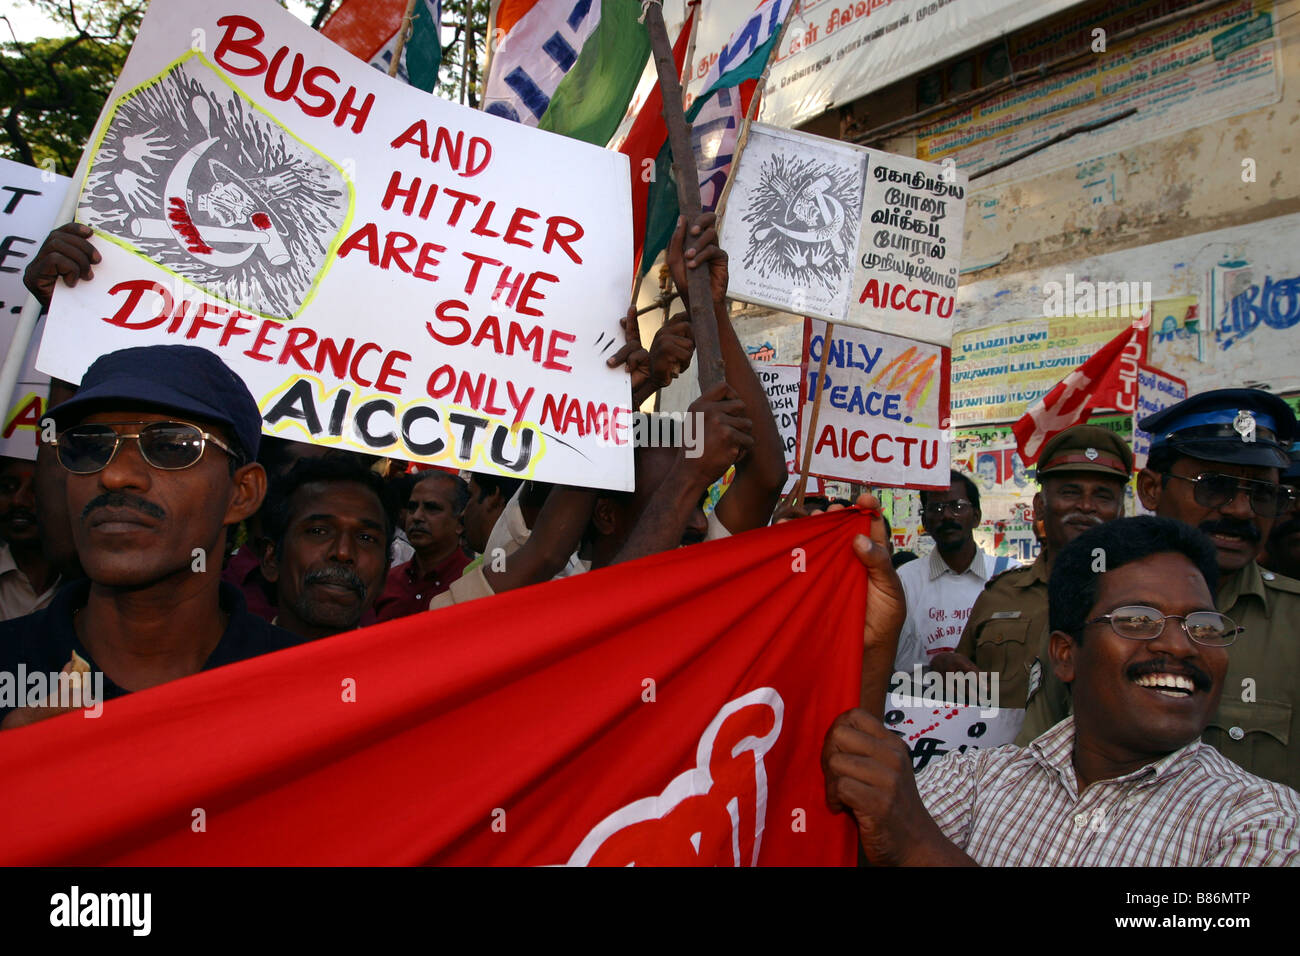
2;212;1298;865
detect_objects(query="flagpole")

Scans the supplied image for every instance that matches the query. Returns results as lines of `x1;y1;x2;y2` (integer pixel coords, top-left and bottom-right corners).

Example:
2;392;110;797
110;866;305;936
388;0;420;77
679;0;700;105
714;0;800;225
644;0;725;393
788;320;833;510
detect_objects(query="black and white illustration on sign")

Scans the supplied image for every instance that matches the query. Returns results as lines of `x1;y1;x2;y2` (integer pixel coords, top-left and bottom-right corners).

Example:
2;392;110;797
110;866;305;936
719;124;865;323
78;53;352;320
741;156;860;287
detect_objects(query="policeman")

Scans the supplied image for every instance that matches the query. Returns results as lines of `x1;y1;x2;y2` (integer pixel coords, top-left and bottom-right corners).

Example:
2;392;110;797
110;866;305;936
1018;389;1300;791
934;424;1132;709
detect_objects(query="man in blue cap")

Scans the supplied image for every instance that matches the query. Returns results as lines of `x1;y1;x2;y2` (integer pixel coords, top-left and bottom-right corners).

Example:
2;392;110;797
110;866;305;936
1020;388;1300;790
0;344;302;728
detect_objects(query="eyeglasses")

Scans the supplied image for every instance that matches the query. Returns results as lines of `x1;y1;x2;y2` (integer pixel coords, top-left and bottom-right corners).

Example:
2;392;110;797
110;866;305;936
56;421;240;475
1163;472;1296;518
1085;604;1241;647
923;499;973;518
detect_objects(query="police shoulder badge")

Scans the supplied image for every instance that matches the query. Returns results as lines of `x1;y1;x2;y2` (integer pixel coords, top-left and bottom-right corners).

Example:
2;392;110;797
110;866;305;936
1233;410;1257;443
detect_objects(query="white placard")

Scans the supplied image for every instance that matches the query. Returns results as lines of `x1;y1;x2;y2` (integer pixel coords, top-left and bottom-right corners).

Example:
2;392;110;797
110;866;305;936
720;124;966;345
1;159;72;461
35;0;634;491
884;693;1025;773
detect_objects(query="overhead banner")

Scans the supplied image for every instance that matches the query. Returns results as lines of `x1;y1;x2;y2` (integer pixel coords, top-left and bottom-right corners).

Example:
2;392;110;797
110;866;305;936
0;511;869;866
35;0;635;490
0;158;72;462
917;0;1281;186
797;318;950;489
752;0;1084;129
720;124;966;345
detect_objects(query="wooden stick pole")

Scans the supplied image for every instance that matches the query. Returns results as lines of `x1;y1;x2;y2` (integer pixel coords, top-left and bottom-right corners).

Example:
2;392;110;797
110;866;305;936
714;0;801;224
790;321;834;509
388;0;420;77
679;0;700;105
644;0;725;393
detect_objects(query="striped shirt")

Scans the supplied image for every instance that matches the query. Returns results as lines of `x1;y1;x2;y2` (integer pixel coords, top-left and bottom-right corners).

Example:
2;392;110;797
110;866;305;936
916;717;1300;865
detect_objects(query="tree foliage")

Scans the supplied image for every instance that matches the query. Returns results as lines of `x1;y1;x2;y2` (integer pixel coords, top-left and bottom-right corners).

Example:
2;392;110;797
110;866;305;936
0;1;143;174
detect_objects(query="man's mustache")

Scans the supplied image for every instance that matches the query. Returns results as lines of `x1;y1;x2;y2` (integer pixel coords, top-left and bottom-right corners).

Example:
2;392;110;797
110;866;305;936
304;564;366;596
935;521;962;535
81;491;166;521
1127;657;1213;692
0;507;36;524
1063;511;1103;527
1198;517;1261;545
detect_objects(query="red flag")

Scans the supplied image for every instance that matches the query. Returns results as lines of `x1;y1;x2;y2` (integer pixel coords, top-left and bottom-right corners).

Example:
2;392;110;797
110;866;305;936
320;0;408;61
619;8;694;275
1013;318;1147;464
0;511;868;865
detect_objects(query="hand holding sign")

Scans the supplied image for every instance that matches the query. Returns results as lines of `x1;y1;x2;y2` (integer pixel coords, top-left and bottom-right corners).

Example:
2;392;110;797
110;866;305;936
23;223;100;310
606;306;653;402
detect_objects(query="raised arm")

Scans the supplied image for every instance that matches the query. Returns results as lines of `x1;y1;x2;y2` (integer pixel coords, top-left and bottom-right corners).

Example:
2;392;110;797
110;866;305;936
483;485;597;593
668;213;786;533
610;381;752;566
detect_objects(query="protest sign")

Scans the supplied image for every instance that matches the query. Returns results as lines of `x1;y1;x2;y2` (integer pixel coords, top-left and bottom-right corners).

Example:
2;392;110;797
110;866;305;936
756;362;801;495
850;152;966;346
0;159;72;461
0;510;868;865
884;693;1026;774
719;123;966;345
1133;364;1188;471
719;125;864;324
34;0;635;490
796;318;951;490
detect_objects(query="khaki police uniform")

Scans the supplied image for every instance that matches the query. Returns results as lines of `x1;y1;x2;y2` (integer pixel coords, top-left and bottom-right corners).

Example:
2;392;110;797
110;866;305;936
956;425;1132;715
954;554;1049;710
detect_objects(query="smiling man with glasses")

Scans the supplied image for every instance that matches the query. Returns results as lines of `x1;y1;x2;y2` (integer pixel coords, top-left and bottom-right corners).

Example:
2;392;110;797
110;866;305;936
822;516;1300;866
0;344;302;729
1019;388;1300;791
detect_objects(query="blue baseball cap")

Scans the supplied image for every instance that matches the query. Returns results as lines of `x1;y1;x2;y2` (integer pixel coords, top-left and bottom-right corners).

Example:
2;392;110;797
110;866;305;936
1139;388;1294;470
50;345;263;461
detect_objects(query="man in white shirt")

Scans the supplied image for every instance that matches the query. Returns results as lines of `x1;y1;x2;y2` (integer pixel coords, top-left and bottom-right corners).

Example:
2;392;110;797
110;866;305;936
894;470;1015;669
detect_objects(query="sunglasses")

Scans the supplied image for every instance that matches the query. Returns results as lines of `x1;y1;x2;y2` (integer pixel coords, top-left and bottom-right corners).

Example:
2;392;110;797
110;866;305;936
1085;604;1240;648
56;421;241;475
1163;472;1296;518
923;499;972;518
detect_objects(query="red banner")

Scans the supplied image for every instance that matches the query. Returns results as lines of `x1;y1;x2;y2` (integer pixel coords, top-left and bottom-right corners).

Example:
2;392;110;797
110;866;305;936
0;511;869;864
1014;319;1146;464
